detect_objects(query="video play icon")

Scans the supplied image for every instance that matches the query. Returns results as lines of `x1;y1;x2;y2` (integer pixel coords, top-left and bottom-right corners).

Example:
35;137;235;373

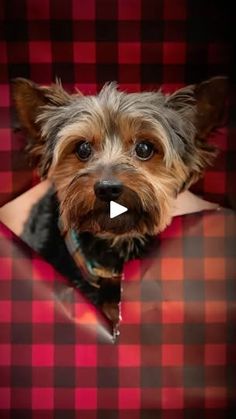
110;201;128;219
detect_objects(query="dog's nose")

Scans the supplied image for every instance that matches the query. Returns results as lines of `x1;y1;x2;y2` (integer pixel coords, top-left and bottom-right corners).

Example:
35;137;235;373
94;180;123;201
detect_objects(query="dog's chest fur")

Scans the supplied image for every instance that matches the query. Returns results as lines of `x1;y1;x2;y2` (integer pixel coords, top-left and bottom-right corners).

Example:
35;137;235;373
21;188;152;305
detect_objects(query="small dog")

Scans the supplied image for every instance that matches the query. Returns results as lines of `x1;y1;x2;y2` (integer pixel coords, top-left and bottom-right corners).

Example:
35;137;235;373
12;77;227;329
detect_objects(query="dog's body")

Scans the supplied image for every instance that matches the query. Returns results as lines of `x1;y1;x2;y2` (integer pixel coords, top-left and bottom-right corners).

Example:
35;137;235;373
12;77;227;326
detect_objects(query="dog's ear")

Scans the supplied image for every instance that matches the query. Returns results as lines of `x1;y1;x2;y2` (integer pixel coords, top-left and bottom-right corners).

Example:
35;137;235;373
166;76;228;139
11;78;74;176
166;77;228;189
193;76;228;138
12;78;71;139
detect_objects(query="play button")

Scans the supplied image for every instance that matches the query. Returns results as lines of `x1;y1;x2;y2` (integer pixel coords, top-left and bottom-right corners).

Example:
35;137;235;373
110;201;128;219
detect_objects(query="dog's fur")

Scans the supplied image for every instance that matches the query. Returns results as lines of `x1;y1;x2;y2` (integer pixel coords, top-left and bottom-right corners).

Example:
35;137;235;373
12;77;227;310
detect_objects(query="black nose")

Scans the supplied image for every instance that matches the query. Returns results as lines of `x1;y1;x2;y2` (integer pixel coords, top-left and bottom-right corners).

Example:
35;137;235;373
94;180;123;201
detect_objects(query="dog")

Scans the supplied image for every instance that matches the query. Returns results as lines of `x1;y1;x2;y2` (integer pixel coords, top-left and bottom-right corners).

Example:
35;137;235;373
12;76;227;331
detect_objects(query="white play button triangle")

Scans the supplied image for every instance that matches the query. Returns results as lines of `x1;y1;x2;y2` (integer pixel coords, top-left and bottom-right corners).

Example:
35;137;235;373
110;201;128;218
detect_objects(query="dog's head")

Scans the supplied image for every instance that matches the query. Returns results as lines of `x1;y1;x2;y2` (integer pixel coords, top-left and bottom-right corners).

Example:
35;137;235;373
12;77;227;241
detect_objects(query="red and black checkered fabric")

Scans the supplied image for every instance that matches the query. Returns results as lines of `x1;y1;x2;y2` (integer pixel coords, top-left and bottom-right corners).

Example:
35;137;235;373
1;210;236;418
0;0;236;418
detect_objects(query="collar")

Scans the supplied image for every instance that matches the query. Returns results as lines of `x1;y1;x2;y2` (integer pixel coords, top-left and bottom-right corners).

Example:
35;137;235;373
58;219;123;289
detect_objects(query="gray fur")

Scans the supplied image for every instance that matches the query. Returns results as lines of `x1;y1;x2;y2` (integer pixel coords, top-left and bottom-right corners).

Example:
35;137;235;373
37;83;197;174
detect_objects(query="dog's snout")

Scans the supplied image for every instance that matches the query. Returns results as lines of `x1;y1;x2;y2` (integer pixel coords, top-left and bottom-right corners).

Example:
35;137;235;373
94;179;123;201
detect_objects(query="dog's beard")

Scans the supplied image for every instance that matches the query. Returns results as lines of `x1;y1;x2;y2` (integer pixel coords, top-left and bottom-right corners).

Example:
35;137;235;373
79;208;145;235
79;196;157;236
58;177;163;238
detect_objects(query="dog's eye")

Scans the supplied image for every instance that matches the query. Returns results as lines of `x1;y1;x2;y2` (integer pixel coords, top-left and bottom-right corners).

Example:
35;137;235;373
75;141;92;161
135;141;154;160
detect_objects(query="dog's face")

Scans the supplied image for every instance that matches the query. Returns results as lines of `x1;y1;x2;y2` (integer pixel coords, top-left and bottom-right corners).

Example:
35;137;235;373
13;77;227;241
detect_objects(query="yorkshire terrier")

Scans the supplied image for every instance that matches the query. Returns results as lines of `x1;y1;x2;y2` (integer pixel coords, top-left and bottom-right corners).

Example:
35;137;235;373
12;76;227;331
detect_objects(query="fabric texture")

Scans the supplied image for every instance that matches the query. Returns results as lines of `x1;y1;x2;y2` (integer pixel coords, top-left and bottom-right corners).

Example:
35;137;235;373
0;0;235;417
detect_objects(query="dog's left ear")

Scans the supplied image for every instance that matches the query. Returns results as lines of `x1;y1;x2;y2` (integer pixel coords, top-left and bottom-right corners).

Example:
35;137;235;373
166;76;228;139
165;77;228;189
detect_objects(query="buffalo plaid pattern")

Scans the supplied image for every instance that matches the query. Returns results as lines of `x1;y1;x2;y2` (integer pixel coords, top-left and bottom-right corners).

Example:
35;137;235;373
0;0;236;417
1;210;236;418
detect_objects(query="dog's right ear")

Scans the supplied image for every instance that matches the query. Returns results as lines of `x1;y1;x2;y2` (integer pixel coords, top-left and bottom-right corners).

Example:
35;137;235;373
12;78;71;140
166;76;228;139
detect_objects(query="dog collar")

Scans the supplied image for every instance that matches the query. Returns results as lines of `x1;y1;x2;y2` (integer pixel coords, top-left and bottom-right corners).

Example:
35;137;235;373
58;220;123;289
